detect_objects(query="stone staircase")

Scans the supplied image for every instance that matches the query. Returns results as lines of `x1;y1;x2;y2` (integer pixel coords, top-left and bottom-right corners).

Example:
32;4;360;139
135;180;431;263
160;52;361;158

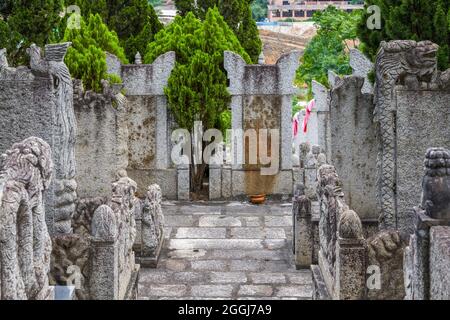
138;201;312;300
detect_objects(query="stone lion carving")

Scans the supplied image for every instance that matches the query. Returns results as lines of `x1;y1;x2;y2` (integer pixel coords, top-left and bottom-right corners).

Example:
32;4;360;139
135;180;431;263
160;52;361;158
374;40;439;230
0;137;53;300
338;209;363;240
421;147;450;220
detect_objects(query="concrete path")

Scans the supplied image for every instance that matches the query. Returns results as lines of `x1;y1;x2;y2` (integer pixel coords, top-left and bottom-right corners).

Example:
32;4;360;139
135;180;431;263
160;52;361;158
138;201;312;300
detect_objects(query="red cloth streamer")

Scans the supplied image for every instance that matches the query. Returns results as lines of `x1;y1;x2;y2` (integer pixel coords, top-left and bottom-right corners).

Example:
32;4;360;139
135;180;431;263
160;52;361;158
293;116;299;137
303;99;315;133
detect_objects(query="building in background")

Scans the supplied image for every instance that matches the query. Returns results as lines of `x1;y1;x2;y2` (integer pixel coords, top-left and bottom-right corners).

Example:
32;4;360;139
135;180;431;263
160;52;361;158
268;0;364;22
154;0;177;25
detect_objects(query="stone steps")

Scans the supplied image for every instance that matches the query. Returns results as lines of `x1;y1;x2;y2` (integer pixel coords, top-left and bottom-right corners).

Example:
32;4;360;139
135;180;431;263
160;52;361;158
138;202;313;300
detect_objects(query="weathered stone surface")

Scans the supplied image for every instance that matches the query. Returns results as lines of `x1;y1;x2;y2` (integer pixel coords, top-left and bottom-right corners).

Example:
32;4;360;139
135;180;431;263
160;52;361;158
349;49;374;94
169;239;263;250
231;227;286;239
430;226;450;300
74;80;128;199
176;228;227;239
191;260;227;271
210;272;248;284
265;216;292;227
330;76;377;220
250;273;286;284
276;285;312;298
0;137;54;300
238;285;273;297
146;284;187;297
229;260;264;272
191;285;234;298
199;216;242;227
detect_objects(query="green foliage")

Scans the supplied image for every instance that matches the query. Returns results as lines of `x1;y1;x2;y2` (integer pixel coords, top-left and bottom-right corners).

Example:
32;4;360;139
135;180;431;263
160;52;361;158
174;0;262;63
145;8;251;132
0;19;24;64
296;6;361;88
0;0;63;65
357;0;450;70
251;0;268;22
74;0;163;61
63;14;128;92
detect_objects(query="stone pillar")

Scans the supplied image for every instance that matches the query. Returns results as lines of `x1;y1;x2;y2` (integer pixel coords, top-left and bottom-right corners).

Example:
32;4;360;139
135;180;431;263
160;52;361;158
334;209;366;300
177;164;190;201
335;237;366;300
293;193;313;269
90;205;119;300
312;81;330;161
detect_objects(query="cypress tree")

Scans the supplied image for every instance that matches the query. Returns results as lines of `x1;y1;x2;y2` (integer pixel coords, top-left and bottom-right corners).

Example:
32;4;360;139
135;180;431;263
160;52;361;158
75;0;163;61
174;0;262;63
63;14;128;92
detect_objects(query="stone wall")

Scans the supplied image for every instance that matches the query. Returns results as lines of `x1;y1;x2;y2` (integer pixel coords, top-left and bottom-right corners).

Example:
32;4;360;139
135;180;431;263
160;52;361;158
74;80;128;198
0;43;76;235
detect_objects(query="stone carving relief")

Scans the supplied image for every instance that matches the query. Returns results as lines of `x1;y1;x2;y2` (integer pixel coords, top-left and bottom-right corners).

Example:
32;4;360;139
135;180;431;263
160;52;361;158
317;164;345;278
0;137;53;300
28;43;77;234
0;48;33;80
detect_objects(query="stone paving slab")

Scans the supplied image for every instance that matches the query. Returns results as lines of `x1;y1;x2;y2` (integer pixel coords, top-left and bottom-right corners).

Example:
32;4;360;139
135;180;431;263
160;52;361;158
139;201;312;300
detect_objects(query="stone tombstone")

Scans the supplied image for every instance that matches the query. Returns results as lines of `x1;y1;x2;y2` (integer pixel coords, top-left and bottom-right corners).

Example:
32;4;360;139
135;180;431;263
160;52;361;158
312;80;331;160
349;49;374;94
224;50;300;197
0;43;77;235
0;137;54;300
121;51;178;199
329;75;377;220
374;40;450;232
74;79;129;198
134;184;165;267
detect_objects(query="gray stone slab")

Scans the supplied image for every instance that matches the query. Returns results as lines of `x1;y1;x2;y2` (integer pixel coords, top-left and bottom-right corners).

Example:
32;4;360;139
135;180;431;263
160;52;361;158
191;260;228;271
191;285;234;298
210;272;248;284
139;271;169;284
238;285;273;297
144;284;188;297
175;227;227;239
231;227;286;239
168;249;208;259
229;260;264;272
250;273;287;284
199;216;242;227
286;272;312;285
164;215;196;227
168;239;263;250
275;285;312;298
209;249;286;261
264;216;292;227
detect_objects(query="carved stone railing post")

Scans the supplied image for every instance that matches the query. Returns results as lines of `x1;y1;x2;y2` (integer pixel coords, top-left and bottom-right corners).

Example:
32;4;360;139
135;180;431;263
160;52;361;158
293;189;313;269
90;205;119;300
134;184;165;267
0;137;54;300
335;210;366;300
177;164;190;201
